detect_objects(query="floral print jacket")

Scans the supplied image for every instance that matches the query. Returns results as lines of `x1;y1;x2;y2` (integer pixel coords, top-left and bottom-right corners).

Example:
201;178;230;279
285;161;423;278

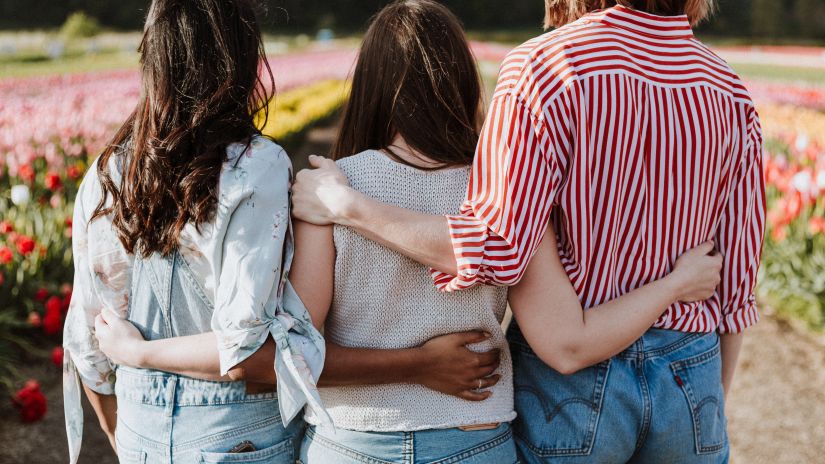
62;136;329;463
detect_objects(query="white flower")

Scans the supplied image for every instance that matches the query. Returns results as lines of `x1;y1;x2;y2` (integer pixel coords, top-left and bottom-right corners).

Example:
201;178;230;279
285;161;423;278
795;134;810;152
817;171;825;189
791;171;813;194
10;185;30;206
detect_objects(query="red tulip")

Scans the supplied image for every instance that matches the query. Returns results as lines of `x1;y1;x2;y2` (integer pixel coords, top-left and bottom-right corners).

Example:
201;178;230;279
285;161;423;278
34;288;49;302
18;165;35;183
67;165;82;180
0;221;14;234
0;246;12;265
51;347;64;368
15;236;35;256
44;172;62;191
12;380;47;423
43;312;62;335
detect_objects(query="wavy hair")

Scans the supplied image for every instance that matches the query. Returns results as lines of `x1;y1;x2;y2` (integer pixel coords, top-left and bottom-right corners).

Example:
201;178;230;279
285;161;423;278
544;0;716;28
93;0;274;257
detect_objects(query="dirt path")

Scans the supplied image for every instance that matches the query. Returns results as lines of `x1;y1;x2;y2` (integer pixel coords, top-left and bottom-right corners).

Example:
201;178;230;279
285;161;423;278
2;125;823;463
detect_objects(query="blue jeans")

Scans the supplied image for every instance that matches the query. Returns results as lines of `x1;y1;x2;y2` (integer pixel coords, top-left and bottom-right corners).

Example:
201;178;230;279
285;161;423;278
115;367;304;463
299;423;519;464
508;325;729;464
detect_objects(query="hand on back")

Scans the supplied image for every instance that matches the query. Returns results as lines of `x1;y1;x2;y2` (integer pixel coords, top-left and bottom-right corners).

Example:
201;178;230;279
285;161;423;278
669;241;724;302
413;331;501;402
292;155;353;225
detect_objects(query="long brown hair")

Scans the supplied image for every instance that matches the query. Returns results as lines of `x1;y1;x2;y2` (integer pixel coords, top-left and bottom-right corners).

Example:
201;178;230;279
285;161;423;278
544;0;715;28
93;0;274;257
332;0;483;168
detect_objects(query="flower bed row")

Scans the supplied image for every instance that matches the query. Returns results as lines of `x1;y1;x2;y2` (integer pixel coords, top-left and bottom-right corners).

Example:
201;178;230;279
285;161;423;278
758;103;825;329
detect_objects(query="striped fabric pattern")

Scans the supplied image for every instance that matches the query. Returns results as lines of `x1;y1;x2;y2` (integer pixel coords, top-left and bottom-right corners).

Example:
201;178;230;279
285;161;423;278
432;5;767;334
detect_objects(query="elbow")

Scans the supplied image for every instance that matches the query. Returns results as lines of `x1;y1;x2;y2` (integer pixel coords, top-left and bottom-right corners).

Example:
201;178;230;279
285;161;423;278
227;366;247;382
537;343;589;376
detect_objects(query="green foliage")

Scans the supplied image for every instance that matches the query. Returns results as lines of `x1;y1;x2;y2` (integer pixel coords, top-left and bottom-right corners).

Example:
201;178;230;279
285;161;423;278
60;11;102;39
0;0;823;41
760;226;825;330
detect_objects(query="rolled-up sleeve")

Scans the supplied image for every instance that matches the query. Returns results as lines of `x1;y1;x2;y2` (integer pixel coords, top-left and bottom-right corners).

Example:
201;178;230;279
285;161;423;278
431;92;568;292
716;111;767;334
210;142;329;425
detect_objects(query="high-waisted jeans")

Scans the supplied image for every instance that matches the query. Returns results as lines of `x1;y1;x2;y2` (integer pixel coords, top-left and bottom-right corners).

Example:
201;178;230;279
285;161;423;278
509;325;729;464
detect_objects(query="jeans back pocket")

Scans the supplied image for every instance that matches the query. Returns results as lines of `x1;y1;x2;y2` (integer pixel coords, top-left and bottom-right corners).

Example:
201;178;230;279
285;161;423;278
510;342;610;457
199;437;294;463
670;339;727;455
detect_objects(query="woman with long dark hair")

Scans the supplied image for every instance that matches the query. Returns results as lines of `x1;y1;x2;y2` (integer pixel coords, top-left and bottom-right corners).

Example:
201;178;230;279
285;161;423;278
62;1;325;462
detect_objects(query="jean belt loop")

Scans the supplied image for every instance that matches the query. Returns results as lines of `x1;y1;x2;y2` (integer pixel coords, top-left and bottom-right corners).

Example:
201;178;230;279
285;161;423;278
164;376;178;417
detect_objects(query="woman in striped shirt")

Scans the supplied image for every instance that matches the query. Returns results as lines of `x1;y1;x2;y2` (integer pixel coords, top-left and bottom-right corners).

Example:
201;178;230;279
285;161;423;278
292;0;765;462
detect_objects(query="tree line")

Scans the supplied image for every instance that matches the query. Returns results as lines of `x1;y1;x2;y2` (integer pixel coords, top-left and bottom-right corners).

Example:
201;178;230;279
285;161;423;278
1;0;824;41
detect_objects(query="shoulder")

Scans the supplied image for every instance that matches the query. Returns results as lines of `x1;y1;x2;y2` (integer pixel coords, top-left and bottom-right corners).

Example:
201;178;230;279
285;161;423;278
227;136;292;174
687;40;754;105
223;136;293;196
334;150;381;179
494;19;597;103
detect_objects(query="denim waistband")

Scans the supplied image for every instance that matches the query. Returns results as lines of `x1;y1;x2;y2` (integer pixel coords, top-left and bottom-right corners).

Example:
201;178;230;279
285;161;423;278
507;324;716;362
115;366;278;407
617;328;716;359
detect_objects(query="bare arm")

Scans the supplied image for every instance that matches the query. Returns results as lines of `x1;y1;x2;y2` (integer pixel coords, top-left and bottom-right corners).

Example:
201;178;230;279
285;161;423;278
291;156;456;275
94;312;278;384
720;332;743;396
289;219;501;400
510;224;723;375
82;385;117;452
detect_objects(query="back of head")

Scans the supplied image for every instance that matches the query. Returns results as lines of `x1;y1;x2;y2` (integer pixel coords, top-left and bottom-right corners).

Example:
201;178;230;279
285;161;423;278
544;0;715;28
333;0;482;168
95;0;274;257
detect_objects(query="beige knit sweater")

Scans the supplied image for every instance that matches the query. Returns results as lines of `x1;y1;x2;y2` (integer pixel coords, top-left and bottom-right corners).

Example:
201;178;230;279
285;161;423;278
304;150;515;431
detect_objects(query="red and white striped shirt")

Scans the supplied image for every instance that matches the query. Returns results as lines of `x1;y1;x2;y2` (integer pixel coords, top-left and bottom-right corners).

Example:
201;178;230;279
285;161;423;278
432;5;766;334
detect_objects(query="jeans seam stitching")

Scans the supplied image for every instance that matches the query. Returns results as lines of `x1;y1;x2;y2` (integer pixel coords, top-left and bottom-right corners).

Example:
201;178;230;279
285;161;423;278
306;428;393;464
429;428;513;464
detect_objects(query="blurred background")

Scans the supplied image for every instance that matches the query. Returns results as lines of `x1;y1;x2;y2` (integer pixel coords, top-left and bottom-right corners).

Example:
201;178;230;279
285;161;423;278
0;1;823;463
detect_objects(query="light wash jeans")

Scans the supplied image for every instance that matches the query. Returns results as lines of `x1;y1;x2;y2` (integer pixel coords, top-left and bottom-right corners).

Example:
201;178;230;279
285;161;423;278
300;423;519;464
508;325;729;464
114;251;303;463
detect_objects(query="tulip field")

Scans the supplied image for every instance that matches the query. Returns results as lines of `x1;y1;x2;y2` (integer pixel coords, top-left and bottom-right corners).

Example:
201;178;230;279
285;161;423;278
1;40;824;426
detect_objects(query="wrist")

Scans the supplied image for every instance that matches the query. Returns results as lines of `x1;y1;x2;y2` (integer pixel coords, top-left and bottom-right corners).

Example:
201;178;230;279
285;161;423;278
129;340;150;369
334;187;366;228
660;272;685;303
406;346;431;384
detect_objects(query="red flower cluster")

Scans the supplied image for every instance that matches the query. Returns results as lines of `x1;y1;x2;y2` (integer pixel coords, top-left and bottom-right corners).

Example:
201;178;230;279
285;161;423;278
11;380;47;423
43;296;63;335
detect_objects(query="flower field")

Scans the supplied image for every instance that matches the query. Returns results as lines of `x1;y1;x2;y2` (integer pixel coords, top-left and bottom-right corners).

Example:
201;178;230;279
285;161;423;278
1;42;824;424
0;47;354;421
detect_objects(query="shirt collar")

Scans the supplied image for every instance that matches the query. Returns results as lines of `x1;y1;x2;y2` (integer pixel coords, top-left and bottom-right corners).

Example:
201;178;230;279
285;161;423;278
587;4;694;40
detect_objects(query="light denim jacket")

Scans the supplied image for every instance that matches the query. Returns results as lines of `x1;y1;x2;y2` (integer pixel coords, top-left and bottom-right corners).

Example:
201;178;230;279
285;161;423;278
62;137;330;463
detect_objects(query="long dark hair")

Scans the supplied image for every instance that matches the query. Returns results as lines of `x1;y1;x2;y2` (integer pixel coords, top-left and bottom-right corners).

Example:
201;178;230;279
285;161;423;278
332;0;483;168
93;0;274;257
